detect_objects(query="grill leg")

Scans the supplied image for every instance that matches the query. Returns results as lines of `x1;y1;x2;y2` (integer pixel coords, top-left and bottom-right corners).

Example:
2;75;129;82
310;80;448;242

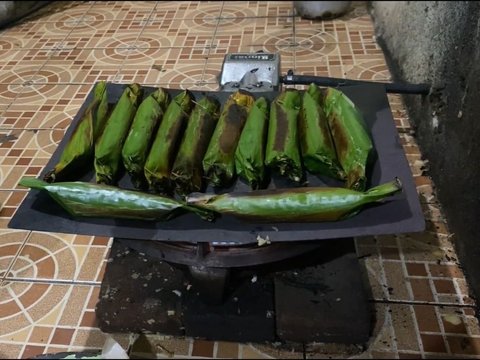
188;265;230;305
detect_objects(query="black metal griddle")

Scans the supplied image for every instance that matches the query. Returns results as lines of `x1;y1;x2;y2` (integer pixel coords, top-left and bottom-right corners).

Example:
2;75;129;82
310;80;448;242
9;82;425;244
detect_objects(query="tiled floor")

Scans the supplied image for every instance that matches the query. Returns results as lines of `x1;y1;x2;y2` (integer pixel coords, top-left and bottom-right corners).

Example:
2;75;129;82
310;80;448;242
0;1;479;359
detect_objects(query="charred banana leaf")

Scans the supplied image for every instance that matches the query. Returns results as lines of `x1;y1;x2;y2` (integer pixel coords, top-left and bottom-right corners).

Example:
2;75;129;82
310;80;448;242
299;83;344;180
203;90;254;188
234;96;269;189
144;90;193;194
187;178;402;223
171;96;220;196
19;177;215;221
324;87;373;191
94;83;143;185
122;88;170;190
44;81;109;183
265;89;303;183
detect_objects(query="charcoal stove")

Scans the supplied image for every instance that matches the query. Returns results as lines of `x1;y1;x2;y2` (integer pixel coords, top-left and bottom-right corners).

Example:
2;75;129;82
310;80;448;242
97;237;372;344
9;52;429;345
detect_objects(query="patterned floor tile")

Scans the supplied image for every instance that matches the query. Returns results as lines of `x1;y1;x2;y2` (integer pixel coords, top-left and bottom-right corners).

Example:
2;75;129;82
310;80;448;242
20;1;94;24
60;19;150;49
118;47;208;84
0;191;29;228
357;232;471;306
215;15;294;41
86;1;156;22
36;48;126;84
0;229;29;277
1;22;72;50
0;281;130;359
149;2;224;22
0;342;23;359
5;84;95;114
0;129;66;190
122;59;208;86
220;1;294;18
135;26;216;48
1;106;74;131
5;233;111;283
0;59;48;85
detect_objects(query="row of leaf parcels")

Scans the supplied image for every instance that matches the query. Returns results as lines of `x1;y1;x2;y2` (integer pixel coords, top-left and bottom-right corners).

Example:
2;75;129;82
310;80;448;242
19;176;402;223
43;82;372;194
43;83;259;194
268;84;373;191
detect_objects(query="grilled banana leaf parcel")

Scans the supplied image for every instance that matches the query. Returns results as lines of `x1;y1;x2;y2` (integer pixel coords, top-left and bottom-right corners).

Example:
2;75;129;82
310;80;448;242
94;83;143;185
144;90;194;194
187;178;402;223
19;177;215;221
122;88;170;189
324;87;373;191
171;96;220;196
234;97;269;189
265;89;303;183
203;90;254;188
44;81;109;183
299;83;344;180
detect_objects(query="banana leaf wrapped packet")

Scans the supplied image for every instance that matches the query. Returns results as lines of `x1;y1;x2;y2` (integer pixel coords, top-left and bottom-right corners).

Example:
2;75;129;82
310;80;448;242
144;90;194;194
122;88;170;190
94;83;143;185
324;88;373;191
299;83;344;180
203;90;254;188
187;178;402;223
19;177;215;221
44;81;109;183
265;89;303;183
171;96;220;196
234;96;270;189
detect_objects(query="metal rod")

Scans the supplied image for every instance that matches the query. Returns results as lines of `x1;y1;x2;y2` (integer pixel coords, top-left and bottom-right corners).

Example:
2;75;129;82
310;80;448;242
280;72;430;95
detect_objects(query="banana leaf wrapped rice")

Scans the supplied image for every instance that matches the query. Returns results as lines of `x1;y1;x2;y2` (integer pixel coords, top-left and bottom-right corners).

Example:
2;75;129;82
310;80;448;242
19;177;215;221
234;96;270;189
44;81;109;183
324;87;373;191
122;88;170;190
203;90;254;188
187;178;402;223
144;90;194;194
299;83;344;180
265;89;304;183
171;96;220;196
94;83;143;185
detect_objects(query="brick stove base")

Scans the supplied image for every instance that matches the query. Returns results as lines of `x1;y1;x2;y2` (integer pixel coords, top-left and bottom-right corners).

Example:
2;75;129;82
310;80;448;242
96;239;373;345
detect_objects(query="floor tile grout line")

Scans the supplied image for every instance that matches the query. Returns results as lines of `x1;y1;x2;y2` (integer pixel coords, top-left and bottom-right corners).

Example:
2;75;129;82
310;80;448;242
117;1;162;82
29;2;96;85
1;230;32;283
11;237;94;279
292;1;296;75
435;303;454;356
371;298;477;308
2;277;101;286
0;2;98;118
43;284;74;351
3;38;382;52
200;1;225;84
395;233;426;358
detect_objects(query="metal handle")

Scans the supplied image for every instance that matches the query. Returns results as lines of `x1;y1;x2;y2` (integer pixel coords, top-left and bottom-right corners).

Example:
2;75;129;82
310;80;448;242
280;71;430;95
